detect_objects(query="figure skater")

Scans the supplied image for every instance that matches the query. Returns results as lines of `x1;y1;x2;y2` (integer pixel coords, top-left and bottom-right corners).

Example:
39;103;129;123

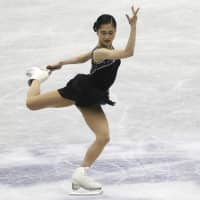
26;5;139;195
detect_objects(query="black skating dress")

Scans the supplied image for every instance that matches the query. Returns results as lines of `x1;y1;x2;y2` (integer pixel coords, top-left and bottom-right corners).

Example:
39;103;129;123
57;47;121;107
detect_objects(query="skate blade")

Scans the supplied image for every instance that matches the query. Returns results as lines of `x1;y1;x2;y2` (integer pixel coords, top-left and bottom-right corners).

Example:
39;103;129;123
69;188;103;196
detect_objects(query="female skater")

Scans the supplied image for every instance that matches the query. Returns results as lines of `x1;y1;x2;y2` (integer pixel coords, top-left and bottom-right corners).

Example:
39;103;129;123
26;5;139;194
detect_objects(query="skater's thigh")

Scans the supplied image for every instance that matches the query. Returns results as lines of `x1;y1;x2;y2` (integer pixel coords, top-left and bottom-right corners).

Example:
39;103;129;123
27;90;75;109
77;105;109;137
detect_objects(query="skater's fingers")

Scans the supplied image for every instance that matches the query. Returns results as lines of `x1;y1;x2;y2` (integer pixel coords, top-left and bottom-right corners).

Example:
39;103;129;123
131;5;135;14
135;8;140;16
130;5;140;16
46;66;56;71
46;65;53;69
125;14;130;22
47;65;59;69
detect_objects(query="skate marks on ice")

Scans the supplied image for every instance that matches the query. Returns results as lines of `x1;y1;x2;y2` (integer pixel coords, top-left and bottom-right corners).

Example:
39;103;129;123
0;142;199;199
0;156;199;187
90;140;200;186
0;141;200;188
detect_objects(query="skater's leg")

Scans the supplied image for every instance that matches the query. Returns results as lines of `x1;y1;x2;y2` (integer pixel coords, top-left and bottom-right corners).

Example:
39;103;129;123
27;79;41;97
77;105;110;167
26;80;74;110
70;105;107;193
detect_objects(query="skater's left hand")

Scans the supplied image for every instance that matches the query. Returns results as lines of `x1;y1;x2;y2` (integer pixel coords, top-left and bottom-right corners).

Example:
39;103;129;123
126;5;140;28
46;63;62;71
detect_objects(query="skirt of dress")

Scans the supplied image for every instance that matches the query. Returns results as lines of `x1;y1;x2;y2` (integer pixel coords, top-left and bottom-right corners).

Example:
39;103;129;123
57;73;115;107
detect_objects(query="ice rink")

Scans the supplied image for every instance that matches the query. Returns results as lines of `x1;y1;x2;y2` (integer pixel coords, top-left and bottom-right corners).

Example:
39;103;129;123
0;0;200;199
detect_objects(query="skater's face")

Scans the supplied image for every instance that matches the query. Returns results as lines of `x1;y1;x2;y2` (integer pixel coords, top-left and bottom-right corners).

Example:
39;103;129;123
97;24;116;48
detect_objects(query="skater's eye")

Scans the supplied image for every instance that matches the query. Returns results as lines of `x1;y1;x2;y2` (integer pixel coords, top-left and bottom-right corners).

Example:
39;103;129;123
100;31;113;35
101;31;107;35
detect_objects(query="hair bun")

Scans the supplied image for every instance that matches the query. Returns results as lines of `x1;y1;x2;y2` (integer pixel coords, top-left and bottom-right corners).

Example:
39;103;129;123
92;14;117;32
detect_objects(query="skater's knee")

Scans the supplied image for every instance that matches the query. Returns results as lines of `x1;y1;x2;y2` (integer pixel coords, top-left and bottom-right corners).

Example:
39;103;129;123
96;134;110;146
26;99;39;110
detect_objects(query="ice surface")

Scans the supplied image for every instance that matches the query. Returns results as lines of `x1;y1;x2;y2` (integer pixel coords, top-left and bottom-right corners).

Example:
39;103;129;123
0;0;200;199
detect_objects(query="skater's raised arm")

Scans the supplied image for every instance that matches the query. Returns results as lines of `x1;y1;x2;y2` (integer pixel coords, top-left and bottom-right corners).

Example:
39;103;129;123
93;5;140;62
47;51;92;71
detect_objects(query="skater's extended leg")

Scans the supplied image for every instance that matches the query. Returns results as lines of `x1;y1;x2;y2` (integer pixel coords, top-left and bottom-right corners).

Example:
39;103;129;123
26;80;74;110
77;105;110;167
26;67;75;110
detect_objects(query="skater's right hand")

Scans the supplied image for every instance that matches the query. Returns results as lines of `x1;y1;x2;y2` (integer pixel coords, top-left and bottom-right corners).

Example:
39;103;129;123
46;63;62;71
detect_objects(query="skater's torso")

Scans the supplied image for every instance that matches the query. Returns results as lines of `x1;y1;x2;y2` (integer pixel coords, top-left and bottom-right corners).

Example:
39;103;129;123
89;46;121;91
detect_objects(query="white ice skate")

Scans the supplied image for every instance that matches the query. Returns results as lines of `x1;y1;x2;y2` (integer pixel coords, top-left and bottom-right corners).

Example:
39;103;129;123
69;167;103;196
26;67;51;86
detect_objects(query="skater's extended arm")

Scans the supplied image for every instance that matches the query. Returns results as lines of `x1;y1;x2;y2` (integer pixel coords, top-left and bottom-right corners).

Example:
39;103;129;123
47;51;92;71
59;51;92;65
93;5;140;62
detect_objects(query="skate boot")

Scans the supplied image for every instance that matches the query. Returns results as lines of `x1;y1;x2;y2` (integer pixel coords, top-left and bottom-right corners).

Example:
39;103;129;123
69;167;103;196
26;67;51;86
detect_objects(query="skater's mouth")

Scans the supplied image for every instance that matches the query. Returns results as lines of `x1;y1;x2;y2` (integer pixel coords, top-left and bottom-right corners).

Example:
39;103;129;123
104;40;111;43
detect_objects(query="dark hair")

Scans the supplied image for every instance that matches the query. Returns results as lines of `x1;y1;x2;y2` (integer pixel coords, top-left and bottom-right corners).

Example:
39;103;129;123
93;14;117;32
